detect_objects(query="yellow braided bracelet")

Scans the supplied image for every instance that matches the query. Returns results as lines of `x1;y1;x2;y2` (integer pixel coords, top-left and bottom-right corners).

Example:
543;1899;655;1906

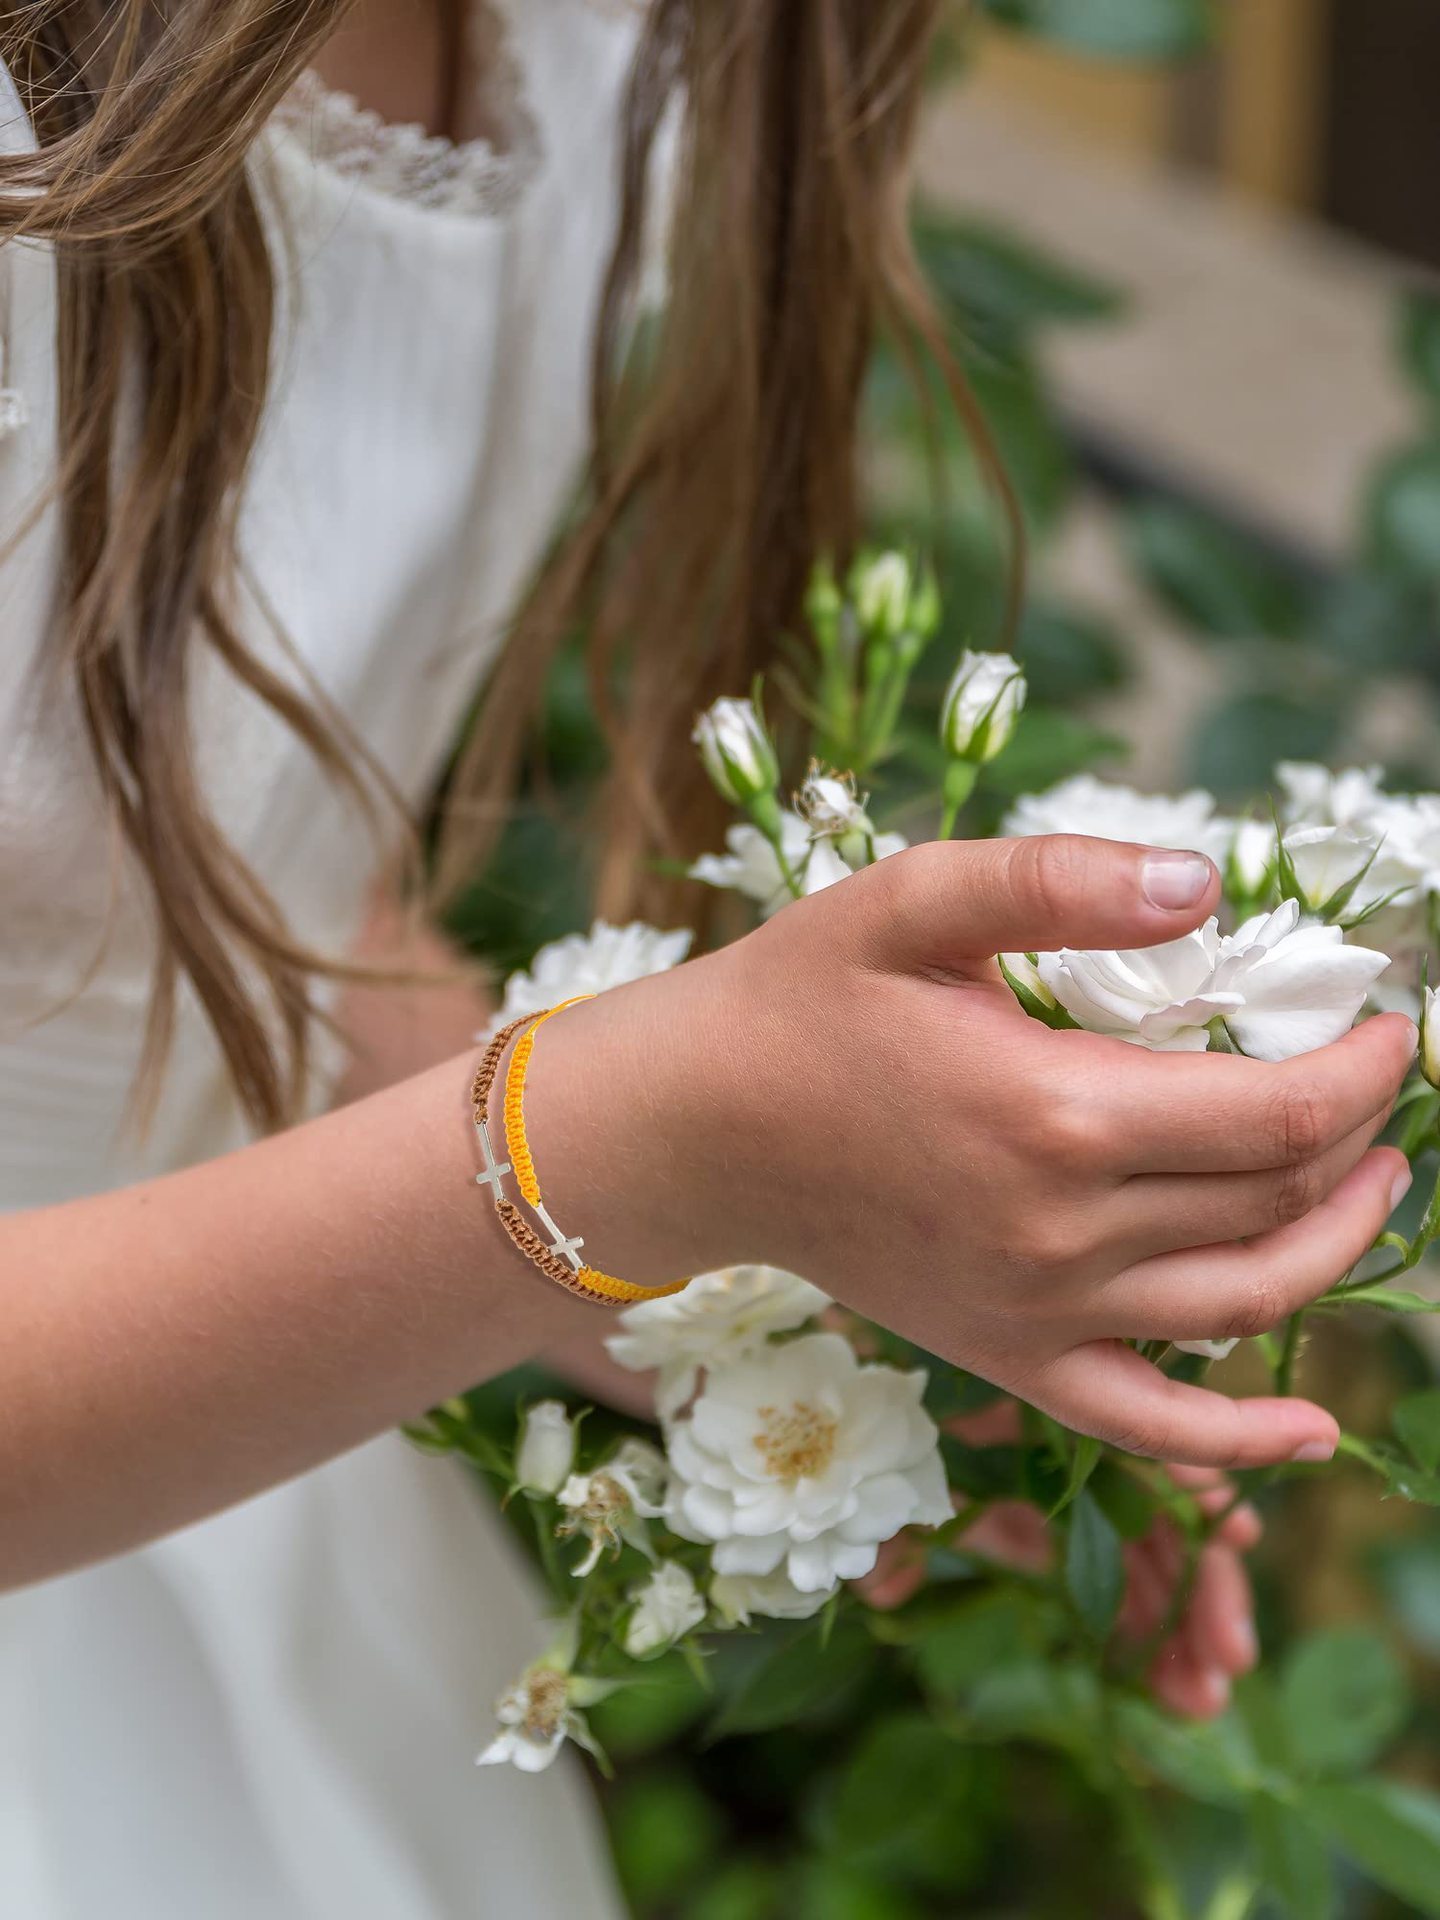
472;998;690;1309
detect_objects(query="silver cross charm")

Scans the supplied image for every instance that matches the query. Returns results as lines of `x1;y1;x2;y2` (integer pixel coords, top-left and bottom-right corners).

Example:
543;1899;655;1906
474;1120;512;1198
533;1200;585;1271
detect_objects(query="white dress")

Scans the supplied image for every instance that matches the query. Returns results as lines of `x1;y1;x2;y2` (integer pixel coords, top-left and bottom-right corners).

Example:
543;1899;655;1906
0;4;635;1913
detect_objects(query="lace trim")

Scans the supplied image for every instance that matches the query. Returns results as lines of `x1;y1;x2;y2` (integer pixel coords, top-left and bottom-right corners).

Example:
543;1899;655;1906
270;9;541;219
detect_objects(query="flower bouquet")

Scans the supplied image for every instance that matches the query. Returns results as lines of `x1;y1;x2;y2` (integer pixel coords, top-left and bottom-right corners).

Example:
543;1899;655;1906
413;552;1440;1891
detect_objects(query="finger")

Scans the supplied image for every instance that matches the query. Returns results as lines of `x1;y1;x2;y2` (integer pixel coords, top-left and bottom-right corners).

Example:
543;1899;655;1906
856;1535;927;1611
1117;1533;1174;1642
944;1400;1023;1447
1149;1639;1231;1721
965;1502;1052;1574
1182;1543;1259;1679
1026;1340;1339;1470
1100;1150;1410;1342
857;835;1220;972
1113;1120;1398;1262
1079;1015;1418;1175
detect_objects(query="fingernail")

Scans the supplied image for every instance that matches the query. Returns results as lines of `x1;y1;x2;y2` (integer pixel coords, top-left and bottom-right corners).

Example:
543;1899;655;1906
1234;1617;1259;1668
1142;852;1212;911
1404;1020;1421;1060
1202;1669;1231;1713
1391;1166;1414;1210
1290;1439;1335;1464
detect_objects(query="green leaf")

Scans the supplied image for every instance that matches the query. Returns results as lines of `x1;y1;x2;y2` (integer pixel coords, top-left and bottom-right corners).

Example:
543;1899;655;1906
589;1653;711;1761
1365;438;1440;582
1250;1794;1335;1920
911;1589;1063;1700
1394;1388;1440;1471
1401;288;1440;412
684;1862;788;1920
829;1714;974;1860
1114;1700;1263;1807
609;1772;725;1911
1064;1490;1124;1639
1311;568;1437;677
940;1435;1028;1502
1050;1432;1103;1518
796;1860;925;1920
1339;1431;1440;1506
1326;1285;1440;1315
963;1656;1101;1750
1188;692;1340;799
1016;602;1131;706
1370;1535;1440;1659
1124;499;1309;639
705;1620;872;1741
1280;1628;1410;1775
1301;1779;1440;1917
980;0;1214;61
1089;1459;1162;1541
914;209;1125;339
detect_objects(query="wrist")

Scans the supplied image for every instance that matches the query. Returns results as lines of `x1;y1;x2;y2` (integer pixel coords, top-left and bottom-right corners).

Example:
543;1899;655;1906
514;955;757;1287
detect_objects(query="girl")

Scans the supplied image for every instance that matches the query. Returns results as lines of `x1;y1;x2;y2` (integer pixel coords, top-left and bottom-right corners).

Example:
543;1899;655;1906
0;1;1414;1912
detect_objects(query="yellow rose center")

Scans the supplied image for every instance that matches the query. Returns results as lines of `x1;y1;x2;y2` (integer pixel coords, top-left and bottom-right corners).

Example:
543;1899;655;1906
754;1401;838;1481
523;1667;570;1742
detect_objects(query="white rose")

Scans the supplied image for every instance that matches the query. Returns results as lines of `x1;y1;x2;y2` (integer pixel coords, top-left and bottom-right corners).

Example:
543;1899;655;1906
1000;951;1058;1011
477;1654;614;1774
515;1400;575;1497
1276;761;1389;829
1038;902;1390;1062
664;1332;950;1595
851;550;935;640
1280;824;1383;919
1173;1337;1241;1362
1212;900;1389;1063
797;770;871;838
486;920;692;1038
1037;922;1240;1053
557;1438;668;1577
1365;794;1440;908
1004;775;1232;866
710;1567;831;1626
940;651;1026;764
693;696;780;806
607;1265;829;1417
690;812;906;917
1423;984;1440;1093
624;1561;707;1658
690;813;810;916
1228;819;1278;898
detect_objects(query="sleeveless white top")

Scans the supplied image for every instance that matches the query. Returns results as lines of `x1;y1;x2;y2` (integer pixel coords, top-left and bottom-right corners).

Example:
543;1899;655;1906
0;5;635;1912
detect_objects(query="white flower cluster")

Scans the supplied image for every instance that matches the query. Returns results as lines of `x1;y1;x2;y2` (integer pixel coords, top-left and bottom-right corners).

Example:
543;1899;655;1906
483;919;692;1039
1008;764;1440;932
609;1268;948;1605
690;798;907;917
661;1329;951;1597
1038;899;1389;1062
484;1268;950;1772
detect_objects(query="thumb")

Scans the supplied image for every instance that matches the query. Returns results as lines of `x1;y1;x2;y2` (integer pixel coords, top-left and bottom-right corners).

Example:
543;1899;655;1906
859;835;1220;970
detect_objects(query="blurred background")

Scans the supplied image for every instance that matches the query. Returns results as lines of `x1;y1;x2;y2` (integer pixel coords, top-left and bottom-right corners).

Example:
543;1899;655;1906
455;3;1440;1914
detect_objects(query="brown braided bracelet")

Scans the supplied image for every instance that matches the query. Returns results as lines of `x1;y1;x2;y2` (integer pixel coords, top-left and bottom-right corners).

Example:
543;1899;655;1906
470;1011;689;1308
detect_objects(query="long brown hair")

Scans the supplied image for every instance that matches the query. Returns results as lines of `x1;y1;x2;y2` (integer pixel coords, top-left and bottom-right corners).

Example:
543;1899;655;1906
0;0;1017;1131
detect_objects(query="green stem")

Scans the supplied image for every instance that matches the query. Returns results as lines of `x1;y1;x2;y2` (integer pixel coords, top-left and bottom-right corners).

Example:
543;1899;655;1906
939;760;978;840
1275;1309;1306;1397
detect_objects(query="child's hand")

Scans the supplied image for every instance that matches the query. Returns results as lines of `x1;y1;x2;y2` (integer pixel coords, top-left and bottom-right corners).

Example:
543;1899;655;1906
557;833;1415;1468
858;1402;1260;1721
